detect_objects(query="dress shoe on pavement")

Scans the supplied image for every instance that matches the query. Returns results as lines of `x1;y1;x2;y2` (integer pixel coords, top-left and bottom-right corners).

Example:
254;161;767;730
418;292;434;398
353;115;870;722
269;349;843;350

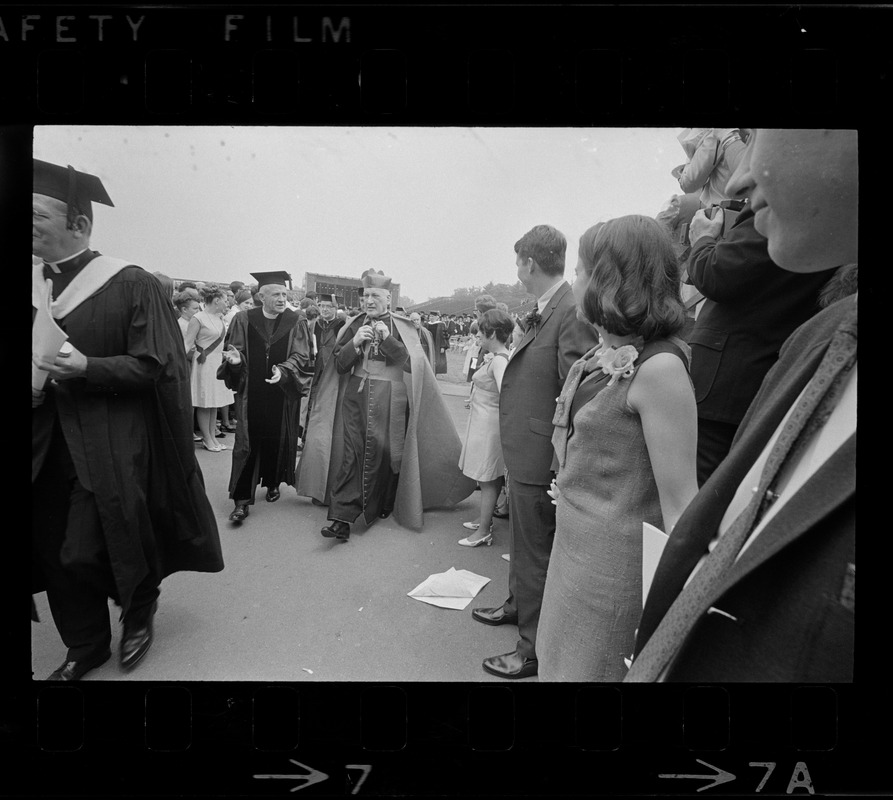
471;606;518;626
321;520;350;541
120;602;157;670
482;650;538;679
229;503;250;522
265;486;280;503
46;648;111;681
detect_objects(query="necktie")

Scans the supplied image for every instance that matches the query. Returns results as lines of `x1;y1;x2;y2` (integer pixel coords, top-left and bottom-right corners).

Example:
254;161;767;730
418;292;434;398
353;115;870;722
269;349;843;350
625;308;857;682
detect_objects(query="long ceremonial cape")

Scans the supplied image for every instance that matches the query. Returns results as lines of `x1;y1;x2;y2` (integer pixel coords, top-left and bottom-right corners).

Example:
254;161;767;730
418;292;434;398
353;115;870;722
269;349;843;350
221;308;311;496
32;255;223;618
295;313;475;530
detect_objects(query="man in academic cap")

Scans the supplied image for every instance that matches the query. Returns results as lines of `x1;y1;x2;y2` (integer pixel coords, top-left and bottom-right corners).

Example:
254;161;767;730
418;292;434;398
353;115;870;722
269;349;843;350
31;160;224;681
425;310;449;375
296;269;475;540
220;272;312;523
307;293;344;412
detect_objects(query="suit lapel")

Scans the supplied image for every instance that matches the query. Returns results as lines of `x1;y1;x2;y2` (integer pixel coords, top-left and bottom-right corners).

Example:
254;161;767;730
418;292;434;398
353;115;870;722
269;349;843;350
510;282;571;362
713;433;856;602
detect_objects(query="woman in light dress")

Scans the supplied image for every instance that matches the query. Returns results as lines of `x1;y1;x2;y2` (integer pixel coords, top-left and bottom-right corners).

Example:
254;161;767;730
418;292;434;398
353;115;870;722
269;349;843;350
457;309;515;547
184;284;236;452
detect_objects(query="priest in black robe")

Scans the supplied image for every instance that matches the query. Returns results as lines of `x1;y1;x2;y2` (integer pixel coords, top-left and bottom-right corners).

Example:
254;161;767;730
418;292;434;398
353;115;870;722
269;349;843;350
31;160;223;681
220;272;312;523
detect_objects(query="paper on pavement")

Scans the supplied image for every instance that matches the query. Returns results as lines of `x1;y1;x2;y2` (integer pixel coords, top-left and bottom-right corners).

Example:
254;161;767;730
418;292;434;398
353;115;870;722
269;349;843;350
408;567;490;610
642;522;669;608
32;278;68;392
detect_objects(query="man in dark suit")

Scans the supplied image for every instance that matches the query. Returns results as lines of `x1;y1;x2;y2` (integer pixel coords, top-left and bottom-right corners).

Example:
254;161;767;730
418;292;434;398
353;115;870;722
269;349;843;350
686;204;837;485
626;129;857;682
472;224;598;679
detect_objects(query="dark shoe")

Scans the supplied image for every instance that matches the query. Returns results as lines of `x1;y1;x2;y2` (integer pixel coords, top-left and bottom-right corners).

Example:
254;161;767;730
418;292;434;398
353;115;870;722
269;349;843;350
265;486;280;503
378;508;392;519
229;503;250;523
472;606;518;627
492;507;509;519
482;650;538;679
311;498;327;507
120;602;157;670
215;431;226;438
321;520;350;541
46;648;111;681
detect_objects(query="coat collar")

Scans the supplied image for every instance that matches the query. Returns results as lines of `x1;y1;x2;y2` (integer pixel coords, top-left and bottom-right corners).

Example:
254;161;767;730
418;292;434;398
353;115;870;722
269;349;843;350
511;281;572;360
246;306;300;346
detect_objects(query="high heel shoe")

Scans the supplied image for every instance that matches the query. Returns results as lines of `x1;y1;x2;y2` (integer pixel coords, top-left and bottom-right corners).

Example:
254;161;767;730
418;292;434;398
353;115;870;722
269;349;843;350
458;533;493;547
201;441;223;452
462;521;494;531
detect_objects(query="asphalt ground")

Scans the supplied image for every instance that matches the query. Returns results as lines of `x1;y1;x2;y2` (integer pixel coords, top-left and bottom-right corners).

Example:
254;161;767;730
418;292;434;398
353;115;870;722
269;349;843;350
31;368;536;682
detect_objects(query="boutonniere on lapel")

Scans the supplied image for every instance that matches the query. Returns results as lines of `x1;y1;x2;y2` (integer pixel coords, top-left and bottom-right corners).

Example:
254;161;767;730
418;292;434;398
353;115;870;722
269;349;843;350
595;344;639;386
524;309;542;333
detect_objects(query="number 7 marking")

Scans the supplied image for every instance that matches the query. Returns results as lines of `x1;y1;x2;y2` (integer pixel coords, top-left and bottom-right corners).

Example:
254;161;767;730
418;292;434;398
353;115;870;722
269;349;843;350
749;762;776;792
346;765;372;795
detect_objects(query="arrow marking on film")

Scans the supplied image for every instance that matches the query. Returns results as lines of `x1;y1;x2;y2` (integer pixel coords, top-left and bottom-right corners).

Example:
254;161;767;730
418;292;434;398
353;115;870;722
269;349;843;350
659;759;736;792
253;759;329;793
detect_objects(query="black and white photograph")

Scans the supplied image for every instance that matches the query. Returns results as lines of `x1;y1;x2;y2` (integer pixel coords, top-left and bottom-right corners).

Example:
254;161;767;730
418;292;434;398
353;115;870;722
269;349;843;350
31;123;857;685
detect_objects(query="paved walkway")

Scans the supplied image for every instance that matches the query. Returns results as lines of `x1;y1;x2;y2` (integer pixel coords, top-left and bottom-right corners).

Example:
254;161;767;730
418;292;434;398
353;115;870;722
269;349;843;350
31;378;534;682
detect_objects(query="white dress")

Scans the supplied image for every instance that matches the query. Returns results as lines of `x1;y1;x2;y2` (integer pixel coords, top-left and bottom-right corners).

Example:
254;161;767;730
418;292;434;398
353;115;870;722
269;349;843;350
186;311;235;408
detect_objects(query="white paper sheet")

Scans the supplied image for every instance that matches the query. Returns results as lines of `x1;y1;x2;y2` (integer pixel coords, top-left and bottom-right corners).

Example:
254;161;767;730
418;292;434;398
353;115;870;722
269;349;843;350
407;567;490;610
32;278;68;392
642;522;669;607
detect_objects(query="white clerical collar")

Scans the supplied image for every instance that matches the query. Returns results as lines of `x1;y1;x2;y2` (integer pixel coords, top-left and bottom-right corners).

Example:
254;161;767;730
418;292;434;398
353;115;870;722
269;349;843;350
45;247;89;273
537;280;563;314
262;309;280;320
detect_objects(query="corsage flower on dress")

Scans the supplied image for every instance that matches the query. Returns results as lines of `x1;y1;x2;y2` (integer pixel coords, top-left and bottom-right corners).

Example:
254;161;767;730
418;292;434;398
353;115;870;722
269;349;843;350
596;344;639;386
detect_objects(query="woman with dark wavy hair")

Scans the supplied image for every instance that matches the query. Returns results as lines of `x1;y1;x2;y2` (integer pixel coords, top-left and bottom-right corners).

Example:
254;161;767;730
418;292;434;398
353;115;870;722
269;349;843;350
537;215;699;681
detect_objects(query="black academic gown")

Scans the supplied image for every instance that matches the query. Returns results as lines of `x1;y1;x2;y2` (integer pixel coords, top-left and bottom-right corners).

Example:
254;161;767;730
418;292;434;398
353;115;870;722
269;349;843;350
32;250;223;623
427;320;448;374
222;307;311;502
308;316;345;409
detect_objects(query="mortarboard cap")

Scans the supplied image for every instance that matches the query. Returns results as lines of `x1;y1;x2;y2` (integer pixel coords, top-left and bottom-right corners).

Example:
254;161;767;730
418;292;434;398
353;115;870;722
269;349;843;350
250;271;293;289
33;159;114;223
316;293;337;304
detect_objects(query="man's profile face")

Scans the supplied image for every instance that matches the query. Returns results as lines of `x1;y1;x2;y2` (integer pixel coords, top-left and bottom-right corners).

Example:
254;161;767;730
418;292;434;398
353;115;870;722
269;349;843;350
260;284;288;314
515;254;534;292
409;313;422;329
32;194;78;262
363;288;389;319
318;300;336;320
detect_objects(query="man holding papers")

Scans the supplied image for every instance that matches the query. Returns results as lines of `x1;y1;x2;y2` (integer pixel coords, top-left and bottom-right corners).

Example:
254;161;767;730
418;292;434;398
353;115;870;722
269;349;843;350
31;160;223;680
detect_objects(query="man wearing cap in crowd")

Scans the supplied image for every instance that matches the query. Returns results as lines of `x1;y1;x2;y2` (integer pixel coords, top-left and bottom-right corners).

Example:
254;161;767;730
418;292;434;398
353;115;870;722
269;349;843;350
219;271;312;523
425;310;449;375
296;269;475;540
31;159;224;680
306;293;344;412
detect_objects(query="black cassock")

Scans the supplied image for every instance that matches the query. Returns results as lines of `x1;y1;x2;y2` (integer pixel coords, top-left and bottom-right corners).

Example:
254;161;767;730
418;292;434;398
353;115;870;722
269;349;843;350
426;320;448;374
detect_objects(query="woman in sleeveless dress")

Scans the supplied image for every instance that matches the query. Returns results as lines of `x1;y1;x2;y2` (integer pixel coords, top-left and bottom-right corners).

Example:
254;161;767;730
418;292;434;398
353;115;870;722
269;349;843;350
457;309;515;546
537;215;699;681
184;284;236;452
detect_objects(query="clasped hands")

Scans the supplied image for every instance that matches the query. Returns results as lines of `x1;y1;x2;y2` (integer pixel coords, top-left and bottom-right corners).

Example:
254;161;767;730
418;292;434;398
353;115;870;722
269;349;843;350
353;321;389;348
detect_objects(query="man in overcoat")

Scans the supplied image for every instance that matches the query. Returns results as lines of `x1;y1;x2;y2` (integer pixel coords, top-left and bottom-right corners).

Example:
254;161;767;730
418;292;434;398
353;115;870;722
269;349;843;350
31;159;223;680
472;224;598;679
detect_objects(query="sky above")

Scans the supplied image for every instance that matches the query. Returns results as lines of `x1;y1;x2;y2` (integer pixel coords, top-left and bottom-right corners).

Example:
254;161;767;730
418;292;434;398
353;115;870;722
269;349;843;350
34;125;686;304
